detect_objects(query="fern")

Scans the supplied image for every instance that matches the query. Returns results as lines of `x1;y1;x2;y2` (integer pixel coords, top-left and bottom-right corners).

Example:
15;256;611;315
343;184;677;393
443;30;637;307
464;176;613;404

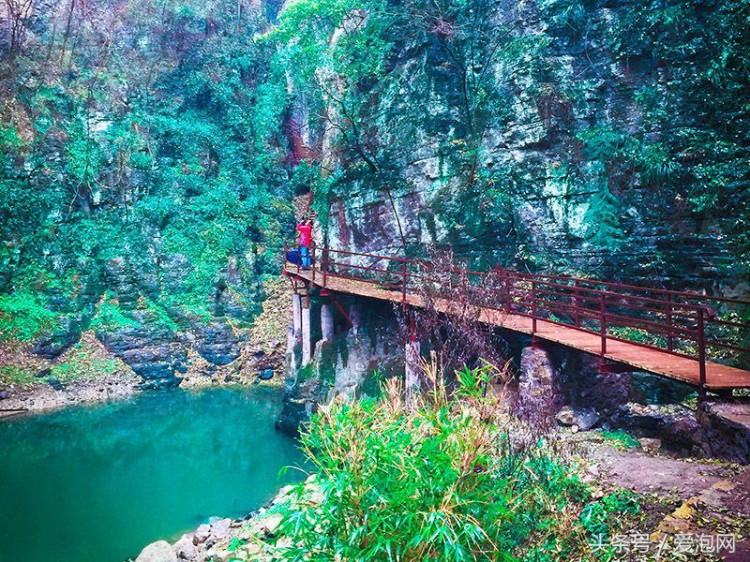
583;167;625;250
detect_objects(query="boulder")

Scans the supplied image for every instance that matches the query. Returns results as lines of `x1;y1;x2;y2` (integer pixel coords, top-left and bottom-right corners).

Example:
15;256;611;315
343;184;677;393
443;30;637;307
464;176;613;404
698;401;750;464
173;534;198;560
193;524;211;545
32;327;80;359
194;322;240;366
47;378;64;391
260;513;283;535
639;437;662;454
556;405;600;431
276;378;326;437
135;540;178;562
209;517;232;539
98;323;186;387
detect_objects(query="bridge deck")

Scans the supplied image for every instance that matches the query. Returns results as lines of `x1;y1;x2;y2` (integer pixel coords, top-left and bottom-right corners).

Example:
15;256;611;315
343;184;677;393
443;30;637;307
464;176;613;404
287;264;750;390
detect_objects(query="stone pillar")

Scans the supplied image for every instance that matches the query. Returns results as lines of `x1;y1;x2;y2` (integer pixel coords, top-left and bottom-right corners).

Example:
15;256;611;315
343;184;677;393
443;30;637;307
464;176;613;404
405;339;421;402
301;294;312;367
518;346;563;429
321;301;334;341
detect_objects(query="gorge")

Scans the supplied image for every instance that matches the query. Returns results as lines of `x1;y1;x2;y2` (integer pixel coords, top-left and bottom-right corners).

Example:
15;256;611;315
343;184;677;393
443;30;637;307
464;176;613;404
1;0;750;561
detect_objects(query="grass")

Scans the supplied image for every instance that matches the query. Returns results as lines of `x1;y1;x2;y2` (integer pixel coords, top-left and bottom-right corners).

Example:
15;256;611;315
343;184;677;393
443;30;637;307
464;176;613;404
90;297;141;332
599;429;640;450
0;365;37;386
142;297;181;332
50;347;123;383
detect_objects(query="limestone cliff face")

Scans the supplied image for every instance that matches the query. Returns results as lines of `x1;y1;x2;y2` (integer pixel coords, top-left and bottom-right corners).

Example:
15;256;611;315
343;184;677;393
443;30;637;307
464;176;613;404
284;0;748;294
274;0;750;433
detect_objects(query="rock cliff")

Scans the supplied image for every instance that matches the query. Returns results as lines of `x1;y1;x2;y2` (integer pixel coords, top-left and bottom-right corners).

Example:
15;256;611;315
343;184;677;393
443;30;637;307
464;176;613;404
281;0;749;294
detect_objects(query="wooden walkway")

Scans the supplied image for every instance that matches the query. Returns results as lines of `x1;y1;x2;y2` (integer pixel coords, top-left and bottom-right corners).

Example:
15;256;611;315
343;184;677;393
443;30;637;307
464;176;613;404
284;250;750;391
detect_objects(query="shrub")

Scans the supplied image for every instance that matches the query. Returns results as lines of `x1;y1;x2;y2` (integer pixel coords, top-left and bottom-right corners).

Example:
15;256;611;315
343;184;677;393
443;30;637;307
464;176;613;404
90;298;140;332
580;490;640;539
268;367;635;561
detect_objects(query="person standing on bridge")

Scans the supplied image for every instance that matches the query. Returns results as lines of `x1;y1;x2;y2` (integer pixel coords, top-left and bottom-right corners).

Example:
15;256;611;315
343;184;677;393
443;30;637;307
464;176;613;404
297;218;313;270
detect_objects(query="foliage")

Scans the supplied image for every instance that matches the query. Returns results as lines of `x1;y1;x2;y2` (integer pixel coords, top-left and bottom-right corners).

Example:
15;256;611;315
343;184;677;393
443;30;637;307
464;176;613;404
579;490;640;539
0;365;37;386
582;181;625;251
608;0;750;268
0;0;295;342
265;367;637;561
90;298;140;332
0;293;58;341
141;298;181;333
608;326;666;349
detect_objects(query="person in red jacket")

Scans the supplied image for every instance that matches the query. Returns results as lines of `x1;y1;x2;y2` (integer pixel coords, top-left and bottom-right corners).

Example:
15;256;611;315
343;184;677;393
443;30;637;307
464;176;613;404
297;218;313;270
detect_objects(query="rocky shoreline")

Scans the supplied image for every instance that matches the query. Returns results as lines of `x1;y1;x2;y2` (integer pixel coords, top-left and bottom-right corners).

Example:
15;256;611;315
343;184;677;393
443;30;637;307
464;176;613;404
0;331;144;418
0;279;292;418
132;478;317;562
0;370;143;417
0;347;285;419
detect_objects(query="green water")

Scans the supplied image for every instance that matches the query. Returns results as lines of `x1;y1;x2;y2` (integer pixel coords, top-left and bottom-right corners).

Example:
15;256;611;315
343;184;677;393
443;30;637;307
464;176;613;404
0;386;304;562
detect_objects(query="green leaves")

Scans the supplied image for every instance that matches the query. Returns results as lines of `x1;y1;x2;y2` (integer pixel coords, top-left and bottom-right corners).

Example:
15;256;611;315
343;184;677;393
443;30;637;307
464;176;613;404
580;490;639;539
268;369;631;561
0;0;297;332
0;293;58;341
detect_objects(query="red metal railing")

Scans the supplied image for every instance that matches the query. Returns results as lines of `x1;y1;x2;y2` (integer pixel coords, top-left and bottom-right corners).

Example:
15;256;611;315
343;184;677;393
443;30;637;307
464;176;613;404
283;243;750;386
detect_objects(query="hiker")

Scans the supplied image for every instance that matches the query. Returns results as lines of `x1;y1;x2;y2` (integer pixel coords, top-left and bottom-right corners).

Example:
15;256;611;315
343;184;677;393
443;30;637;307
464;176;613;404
297;218;313;270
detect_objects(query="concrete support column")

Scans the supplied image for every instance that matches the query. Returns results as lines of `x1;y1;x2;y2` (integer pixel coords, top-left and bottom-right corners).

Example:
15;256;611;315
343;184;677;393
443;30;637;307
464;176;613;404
405;339;421;402
292;293;302;342
349;302;362;336
321;301;334;341
286;325;296;356
301;294;312;367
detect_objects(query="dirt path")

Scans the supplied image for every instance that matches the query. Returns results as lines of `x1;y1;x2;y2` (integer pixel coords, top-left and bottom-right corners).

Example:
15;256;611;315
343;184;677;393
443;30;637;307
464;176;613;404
594;448;736;498
577;436;750;561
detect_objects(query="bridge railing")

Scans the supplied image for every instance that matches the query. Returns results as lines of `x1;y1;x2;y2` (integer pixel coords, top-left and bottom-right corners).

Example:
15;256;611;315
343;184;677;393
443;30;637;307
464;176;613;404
284;243;750;384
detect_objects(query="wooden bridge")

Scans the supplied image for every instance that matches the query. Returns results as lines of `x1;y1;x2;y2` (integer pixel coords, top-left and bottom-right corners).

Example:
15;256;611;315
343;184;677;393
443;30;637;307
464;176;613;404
283;245;750;392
